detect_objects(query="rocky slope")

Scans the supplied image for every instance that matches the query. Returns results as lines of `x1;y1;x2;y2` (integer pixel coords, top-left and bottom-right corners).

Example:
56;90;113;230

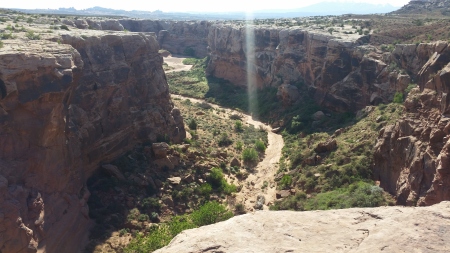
206;24;409;112
394;0;450;15
0;31;184;252
155;201;450;253
374;41;450;206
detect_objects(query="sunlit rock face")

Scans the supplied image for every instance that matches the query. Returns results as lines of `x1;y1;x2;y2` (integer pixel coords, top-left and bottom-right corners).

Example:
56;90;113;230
0;32;184;253
374;41;450;206
155;202;450;253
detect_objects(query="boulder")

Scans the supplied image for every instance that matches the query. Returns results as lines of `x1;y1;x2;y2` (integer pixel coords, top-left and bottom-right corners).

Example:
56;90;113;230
276;84;300;105
312;111;325;121
152;142;170;159
254;195;265;210
167;177;182;185
276;190;291;199
230;157;241;167
314;139;337;153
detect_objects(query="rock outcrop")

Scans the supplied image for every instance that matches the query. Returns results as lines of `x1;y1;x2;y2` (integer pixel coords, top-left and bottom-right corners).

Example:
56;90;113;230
374;41;450;206
156;202;450;253
394;0;450;15
158;21;210;58
206;24;409;112
0;31;184;253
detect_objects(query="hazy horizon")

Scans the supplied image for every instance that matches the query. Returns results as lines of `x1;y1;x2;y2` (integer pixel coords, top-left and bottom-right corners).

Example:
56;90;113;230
1;0;409;13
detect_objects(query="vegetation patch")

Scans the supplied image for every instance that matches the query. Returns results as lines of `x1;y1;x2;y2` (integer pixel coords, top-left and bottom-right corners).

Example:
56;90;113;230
125;202;232;252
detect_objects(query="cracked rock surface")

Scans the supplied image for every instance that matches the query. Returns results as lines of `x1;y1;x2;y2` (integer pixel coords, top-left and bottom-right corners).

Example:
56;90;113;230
156;201;450;253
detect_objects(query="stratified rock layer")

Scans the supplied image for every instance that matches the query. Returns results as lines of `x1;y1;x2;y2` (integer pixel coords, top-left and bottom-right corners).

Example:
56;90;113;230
206;24;407;112
374;41;450;206
0;32;184;253
156;202;450;253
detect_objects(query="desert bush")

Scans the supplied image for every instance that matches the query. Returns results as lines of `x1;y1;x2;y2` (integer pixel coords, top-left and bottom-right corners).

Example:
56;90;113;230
188;118;197;130
142;197;161;210
60;24;69;30
234;120;243;132
208;168;237;195
25;31;40;40
242;148;258;163
125;202;232;252
279;175;292;189
0;41;3;48
195;183;212;196
235;141;243;151
191;201;233;226
393;92;403;104
218;133;232;146
182;58;198;65
254;140;266;152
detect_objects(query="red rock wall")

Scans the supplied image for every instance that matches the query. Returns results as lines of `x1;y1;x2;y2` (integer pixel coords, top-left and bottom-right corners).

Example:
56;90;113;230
0;33;184;252
206;25;407;112
374;42;450;206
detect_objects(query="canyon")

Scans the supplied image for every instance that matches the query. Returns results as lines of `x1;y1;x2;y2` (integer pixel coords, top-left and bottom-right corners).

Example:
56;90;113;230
2;1;450;251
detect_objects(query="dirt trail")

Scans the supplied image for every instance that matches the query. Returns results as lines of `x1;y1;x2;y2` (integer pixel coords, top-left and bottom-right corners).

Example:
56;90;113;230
166;56;284;211
164;55;193;73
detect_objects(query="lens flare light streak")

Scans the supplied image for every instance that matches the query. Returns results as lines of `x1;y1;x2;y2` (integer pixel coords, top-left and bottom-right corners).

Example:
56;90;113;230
245;10;258;120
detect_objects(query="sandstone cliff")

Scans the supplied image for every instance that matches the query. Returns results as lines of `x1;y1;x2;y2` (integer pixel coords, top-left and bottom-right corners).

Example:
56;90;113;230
374;41;450;206
64;18;210;58
206;24;408;112
155;201;450;253
0;31;184;253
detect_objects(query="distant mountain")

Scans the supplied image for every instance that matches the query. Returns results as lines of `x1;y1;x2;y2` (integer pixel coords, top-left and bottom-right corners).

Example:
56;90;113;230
10;2;400;20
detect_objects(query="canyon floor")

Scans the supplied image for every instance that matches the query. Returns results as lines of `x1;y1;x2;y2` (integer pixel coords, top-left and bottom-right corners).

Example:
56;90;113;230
165;56;285;211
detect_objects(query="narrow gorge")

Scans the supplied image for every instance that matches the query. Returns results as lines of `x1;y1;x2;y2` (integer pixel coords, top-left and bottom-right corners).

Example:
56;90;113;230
1;2;450;252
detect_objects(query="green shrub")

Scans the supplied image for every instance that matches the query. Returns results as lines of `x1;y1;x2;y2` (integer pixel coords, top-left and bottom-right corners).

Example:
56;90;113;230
234;120;243;132
138;214;149;222
125;202;233;252
60;24;69;30
0;41;3;49
190;201;233;227
242;148;258;163
218;133;232;146
188;118;197;130
235;141;243;151
142;197;161;210
279;175;292;189
209;168;225;189
195;183;212;196
393;92;403;104
25;31;40;40
208;168;237;195
405;83;417;94
254;140;266;152
235;203;246;214
182;58;198;65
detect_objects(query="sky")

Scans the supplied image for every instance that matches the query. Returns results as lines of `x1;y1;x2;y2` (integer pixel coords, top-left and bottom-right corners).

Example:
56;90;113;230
0;0;411;13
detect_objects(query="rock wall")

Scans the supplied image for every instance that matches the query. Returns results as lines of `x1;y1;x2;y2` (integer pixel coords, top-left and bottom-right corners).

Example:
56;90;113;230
206;24;408;112
0;32;185;253
158;21;210;58
374;41;450;206
65;18;210;58
155;201;450;253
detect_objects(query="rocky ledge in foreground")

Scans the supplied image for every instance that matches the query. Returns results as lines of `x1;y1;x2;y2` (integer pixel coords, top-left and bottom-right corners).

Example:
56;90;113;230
156;202;450;253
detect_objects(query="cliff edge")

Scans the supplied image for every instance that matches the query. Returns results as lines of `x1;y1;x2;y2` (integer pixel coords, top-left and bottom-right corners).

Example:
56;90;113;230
156;202;450;253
